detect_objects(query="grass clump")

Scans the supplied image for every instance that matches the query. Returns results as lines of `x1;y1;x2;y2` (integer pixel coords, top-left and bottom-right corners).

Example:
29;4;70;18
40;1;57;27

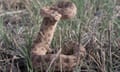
0;0;120;72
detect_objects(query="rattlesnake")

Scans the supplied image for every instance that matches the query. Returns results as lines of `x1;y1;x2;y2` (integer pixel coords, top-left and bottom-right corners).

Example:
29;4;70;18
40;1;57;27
31;1;86;71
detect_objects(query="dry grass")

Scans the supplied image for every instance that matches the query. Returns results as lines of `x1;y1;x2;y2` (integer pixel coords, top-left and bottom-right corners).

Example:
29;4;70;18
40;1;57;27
0;0;120;72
